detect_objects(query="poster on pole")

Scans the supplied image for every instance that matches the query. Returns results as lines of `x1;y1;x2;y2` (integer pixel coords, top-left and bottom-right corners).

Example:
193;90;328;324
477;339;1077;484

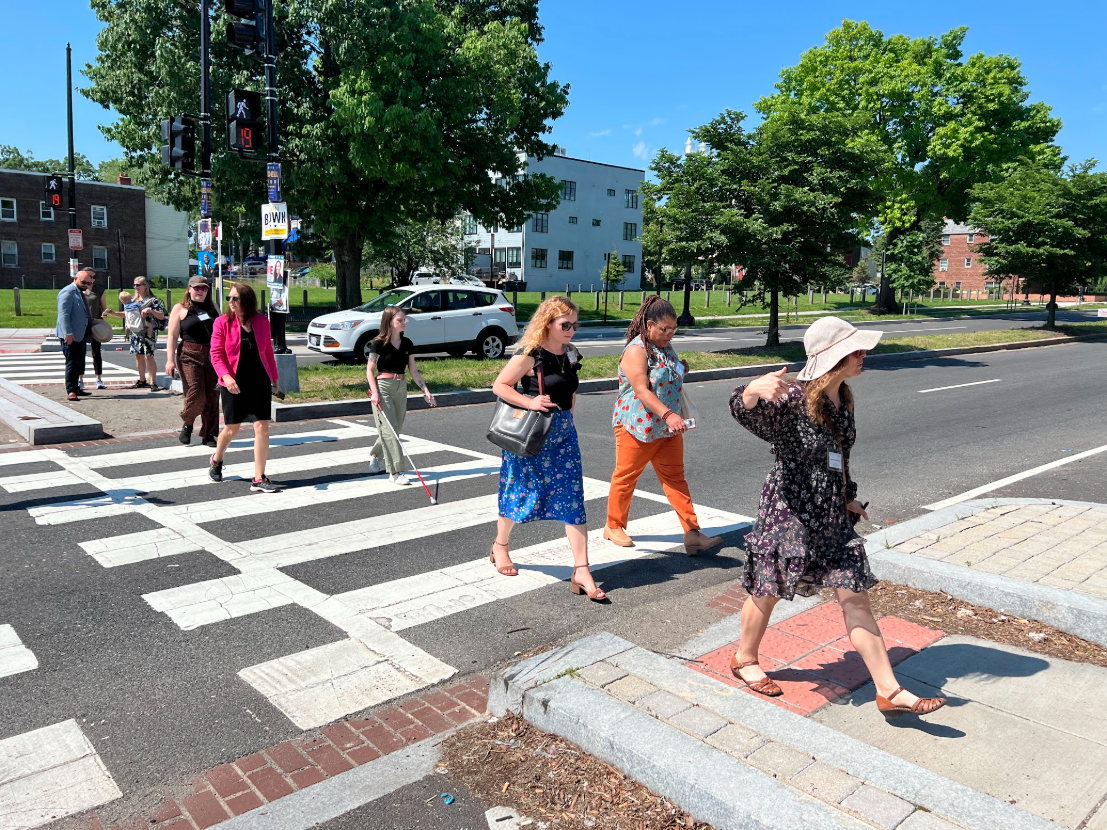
261;202;289;241
267;255;288;313
198;251;216;281
197;219;213;251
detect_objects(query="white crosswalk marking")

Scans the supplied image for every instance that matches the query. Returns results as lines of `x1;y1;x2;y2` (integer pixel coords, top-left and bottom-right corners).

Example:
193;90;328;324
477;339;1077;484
0;352;137;386
11;418;753;735
0;625;38;678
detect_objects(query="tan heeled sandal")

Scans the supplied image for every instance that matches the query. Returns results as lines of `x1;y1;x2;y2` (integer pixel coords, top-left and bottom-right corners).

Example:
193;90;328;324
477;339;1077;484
876;686;947;719
730;655;783;697
489;540;518;576
570;564;608;602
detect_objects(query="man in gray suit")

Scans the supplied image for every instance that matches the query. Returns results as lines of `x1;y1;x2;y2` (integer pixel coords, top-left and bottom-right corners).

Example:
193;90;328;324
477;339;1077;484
57;268;97;401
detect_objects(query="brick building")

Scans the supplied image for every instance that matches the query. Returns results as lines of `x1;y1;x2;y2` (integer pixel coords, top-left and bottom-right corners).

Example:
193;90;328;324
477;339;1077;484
0;169;188;289
933;219;1001;295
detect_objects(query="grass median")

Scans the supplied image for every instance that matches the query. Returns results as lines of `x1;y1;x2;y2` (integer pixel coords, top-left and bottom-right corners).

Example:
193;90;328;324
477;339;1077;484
287;321;1107;402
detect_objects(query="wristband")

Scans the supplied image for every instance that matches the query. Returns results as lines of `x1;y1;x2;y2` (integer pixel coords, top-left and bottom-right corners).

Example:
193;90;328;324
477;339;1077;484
661;409;675;420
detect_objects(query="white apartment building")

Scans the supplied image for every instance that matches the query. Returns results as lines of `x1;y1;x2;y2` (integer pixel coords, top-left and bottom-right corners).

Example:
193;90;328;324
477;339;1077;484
464;151;645;291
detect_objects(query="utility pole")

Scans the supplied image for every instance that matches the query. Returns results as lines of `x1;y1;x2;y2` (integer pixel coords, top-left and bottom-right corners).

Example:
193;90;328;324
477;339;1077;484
199;0;213;210
66;43;78;278
677;261;695;327
263;0;289;353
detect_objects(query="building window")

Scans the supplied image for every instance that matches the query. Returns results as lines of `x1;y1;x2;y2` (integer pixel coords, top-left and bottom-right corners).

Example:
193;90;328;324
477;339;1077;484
939;258;948;272
1;241;17;266
561;180;576;201
592;219;601;227
40;201;54;221
494;248;506;264
41;243;55;263
624;190;638;209
568;216;578;224
966;233;975;243
506;247;521;267
93;246;109;271
0;198;15;221
91;205;108;228
464;214;478;235
941;234;950;246
607;189;616;197
533;213;549;233
557;250;574;270
964;257;972;268
531;248;548;269
507;222;522;233
623;222;637;241
954;281;962;289
621;254;635;273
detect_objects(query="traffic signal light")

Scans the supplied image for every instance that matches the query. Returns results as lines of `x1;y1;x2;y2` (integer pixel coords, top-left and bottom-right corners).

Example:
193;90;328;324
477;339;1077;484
160;115;197;174
227;90;263;154
225;0;268;56
44;174;64;210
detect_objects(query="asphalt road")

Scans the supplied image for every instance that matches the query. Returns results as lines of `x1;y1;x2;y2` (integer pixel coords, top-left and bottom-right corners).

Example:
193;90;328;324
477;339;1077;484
0;337;1103;826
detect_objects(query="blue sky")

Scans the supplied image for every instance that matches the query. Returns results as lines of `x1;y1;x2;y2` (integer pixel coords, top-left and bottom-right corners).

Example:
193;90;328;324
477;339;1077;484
4;0;1105;173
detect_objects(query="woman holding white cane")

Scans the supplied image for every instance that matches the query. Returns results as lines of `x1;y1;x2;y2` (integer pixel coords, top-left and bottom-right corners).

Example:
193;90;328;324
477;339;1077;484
367;307;436;485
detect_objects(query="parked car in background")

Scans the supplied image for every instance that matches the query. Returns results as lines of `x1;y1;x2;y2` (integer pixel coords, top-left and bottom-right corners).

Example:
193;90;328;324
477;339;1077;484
447;274;485;287
691;279;707;291
290;266;311;278
307;285;518;361
412;271;443;284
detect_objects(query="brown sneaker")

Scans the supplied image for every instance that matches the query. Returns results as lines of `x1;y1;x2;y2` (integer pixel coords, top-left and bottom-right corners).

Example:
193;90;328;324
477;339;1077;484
602;525;634;547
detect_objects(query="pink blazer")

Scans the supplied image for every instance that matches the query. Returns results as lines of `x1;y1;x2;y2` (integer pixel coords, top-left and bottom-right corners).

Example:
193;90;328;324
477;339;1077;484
211;313;280;387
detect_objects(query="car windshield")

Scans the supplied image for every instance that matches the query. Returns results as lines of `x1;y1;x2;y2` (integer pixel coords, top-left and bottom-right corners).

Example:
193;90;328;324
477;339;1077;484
355;290;414;313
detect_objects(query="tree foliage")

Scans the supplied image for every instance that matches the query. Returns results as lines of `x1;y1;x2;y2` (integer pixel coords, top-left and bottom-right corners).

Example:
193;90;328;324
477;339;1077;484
601;249;628;289
757;20;1062;311
870;220;945;296
365;218;466;286
83;0;568;308
0;145;99;180
969;159;1107;326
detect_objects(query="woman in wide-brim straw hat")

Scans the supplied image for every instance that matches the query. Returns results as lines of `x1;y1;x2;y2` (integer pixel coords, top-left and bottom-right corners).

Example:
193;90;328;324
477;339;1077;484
727;317;946;719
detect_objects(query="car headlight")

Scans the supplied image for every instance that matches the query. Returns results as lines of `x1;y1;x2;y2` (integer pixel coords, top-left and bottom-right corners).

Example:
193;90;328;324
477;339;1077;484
328;320;363;330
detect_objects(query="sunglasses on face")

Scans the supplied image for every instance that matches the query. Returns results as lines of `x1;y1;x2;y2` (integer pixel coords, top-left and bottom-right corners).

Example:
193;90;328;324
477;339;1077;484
557;321;581;332
229;296;241;303
651;324;678;335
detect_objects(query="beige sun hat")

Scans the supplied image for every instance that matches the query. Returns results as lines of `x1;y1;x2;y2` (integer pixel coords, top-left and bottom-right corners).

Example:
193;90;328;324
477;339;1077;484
796;317;883;382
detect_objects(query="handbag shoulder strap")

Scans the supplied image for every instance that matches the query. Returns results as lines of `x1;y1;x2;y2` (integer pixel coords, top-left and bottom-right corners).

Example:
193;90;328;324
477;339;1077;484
535;352;545;396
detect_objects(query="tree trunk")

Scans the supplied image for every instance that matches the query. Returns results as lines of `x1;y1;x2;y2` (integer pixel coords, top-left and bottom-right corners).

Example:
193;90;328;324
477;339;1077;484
872;231;900;315
333;234;363;309
1046;283;1058;328
766;286;780;347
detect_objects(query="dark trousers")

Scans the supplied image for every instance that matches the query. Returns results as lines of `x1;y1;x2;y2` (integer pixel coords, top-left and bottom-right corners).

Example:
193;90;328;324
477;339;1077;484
61;338;88;395
179;342;220;440
89;339;102;377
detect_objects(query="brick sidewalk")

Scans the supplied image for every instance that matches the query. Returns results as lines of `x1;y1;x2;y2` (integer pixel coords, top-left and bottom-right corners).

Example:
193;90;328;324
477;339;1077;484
890;503;1107;600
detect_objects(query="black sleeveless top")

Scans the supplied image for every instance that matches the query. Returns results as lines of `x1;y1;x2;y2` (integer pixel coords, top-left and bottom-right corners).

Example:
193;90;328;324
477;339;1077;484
180;305;215;345
520;348;581;411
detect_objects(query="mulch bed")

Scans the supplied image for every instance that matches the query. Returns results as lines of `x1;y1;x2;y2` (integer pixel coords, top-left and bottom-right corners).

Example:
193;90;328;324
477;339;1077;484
852;581;1107;669
440;713;712;830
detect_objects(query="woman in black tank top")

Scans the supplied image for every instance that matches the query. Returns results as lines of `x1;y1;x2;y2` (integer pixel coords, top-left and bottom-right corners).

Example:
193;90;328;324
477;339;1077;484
165;278;221;446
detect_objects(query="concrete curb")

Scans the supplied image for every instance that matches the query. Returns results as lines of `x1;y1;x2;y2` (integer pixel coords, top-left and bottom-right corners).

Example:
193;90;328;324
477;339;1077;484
273;332;1107;423
494;632;1053;830
0;377;104;444
866;498;1107;648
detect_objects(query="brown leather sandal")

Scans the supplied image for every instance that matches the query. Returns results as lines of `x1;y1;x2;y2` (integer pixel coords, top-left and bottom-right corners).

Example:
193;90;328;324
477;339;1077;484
876;686;947;719
730;655;783;697
489;541;518;576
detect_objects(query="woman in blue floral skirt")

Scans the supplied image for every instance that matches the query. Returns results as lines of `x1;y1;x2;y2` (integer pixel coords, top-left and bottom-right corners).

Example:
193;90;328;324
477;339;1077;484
490;296;607;601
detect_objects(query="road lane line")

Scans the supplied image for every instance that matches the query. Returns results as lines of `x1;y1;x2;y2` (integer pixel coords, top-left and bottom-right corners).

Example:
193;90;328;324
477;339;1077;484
918;379;1002;394
924;443;1107;510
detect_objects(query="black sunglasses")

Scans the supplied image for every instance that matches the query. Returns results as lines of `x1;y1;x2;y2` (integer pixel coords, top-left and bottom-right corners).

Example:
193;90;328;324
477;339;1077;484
557;321;581;332
228;296;241;303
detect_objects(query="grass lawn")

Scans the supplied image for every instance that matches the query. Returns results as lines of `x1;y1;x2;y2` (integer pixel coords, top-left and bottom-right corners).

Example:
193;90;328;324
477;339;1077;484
287;321;1107;402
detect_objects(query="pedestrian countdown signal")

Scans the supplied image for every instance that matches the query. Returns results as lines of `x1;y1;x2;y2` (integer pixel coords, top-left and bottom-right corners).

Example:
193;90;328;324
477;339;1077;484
227;90;263;155
44;175;64;210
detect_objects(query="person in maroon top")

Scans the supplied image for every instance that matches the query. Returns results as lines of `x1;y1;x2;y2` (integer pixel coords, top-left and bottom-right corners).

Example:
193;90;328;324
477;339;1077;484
207;283;283;493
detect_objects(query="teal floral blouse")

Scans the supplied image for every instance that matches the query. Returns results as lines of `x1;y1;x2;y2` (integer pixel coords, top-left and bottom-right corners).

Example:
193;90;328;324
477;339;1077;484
612;335;683;443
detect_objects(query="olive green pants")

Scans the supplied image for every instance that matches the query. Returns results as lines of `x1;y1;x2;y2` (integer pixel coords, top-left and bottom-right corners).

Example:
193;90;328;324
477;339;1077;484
371;377;408;474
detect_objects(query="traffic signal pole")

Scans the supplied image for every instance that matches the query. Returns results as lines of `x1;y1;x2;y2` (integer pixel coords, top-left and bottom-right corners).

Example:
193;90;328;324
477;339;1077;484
199;0;213;188
66;43;78;277
263;0;289;354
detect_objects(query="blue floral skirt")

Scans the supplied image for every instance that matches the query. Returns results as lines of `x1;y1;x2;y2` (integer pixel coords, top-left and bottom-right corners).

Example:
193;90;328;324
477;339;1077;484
498;409;587;526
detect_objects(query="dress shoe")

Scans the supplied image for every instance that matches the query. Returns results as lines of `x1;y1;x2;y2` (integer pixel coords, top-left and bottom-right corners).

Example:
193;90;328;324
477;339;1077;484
684;529;723;556
602;525;634;547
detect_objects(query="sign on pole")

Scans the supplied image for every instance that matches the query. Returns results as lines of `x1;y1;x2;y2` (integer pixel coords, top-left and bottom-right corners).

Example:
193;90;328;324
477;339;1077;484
68;229;83;250
197;218;213;251
266;163;281;202
1098;309;1107;318
261;202;289;241
267;254;288;313
200;179;213;218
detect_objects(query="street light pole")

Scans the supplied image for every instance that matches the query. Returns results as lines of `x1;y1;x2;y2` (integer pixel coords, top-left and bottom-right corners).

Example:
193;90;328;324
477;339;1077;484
66;43;78;278
677;261;694;327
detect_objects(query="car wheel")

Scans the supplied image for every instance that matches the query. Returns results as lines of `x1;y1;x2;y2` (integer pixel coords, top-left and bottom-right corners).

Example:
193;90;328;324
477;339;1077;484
477;328;507;360
354;332;378;363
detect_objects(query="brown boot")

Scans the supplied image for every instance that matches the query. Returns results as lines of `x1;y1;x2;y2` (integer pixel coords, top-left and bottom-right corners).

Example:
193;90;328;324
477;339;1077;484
602;525;634;547
684;529;723;556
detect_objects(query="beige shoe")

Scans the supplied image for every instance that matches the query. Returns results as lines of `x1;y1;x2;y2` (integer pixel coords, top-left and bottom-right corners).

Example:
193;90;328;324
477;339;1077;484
603;525;634;547
684;529;723;556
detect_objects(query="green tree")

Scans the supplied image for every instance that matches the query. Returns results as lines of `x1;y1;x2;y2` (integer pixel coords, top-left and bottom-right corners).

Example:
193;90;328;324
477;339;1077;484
365;217;466;285
639;192;665;292
870;220;945;297
601;248;628;290
83;0;568;309
0;145;99;180
757;20;1061;313
969;159;1107;327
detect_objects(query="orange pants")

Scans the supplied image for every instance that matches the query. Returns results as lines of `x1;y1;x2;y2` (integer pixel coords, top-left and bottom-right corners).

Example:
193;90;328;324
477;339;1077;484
607;426;699;533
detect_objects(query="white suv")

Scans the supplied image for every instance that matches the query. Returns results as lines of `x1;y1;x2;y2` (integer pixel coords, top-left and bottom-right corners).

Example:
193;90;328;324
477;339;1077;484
307;285;519;361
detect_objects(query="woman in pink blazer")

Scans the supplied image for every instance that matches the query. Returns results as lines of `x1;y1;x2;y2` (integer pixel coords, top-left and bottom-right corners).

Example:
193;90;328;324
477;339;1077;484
208;283;283;493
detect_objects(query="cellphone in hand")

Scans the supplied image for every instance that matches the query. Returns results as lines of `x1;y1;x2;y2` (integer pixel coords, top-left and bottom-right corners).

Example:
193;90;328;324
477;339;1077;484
683;418;696;430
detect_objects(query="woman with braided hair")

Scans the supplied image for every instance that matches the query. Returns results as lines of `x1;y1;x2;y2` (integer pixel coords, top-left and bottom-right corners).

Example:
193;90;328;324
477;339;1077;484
605;296;723;555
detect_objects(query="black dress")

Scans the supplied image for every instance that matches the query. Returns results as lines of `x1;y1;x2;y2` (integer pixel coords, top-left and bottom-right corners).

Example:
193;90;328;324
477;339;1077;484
730;381;876;600
221;327;272;424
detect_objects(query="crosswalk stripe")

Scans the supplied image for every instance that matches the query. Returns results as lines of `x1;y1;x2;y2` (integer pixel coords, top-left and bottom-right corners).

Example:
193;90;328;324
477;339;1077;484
0;624;38;678
1;470;86;493
79;528;201;568
0;450;64;467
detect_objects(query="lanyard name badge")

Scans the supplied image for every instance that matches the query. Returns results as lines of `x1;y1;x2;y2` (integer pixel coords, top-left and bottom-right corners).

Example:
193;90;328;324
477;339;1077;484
197;312;211;322
828;448;844;472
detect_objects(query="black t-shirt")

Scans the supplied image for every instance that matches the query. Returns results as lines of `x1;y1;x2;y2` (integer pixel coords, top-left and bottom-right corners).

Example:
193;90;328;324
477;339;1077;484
371;336;414;374
521;348;581;411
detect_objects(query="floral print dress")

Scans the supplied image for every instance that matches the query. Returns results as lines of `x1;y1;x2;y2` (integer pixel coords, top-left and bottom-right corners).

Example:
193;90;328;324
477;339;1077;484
129;296;166;356
730;381;876;600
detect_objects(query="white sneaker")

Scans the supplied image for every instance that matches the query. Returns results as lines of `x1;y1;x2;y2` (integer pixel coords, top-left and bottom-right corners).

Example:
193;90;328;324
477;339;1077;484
369;456;383;474
389;473;411;486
